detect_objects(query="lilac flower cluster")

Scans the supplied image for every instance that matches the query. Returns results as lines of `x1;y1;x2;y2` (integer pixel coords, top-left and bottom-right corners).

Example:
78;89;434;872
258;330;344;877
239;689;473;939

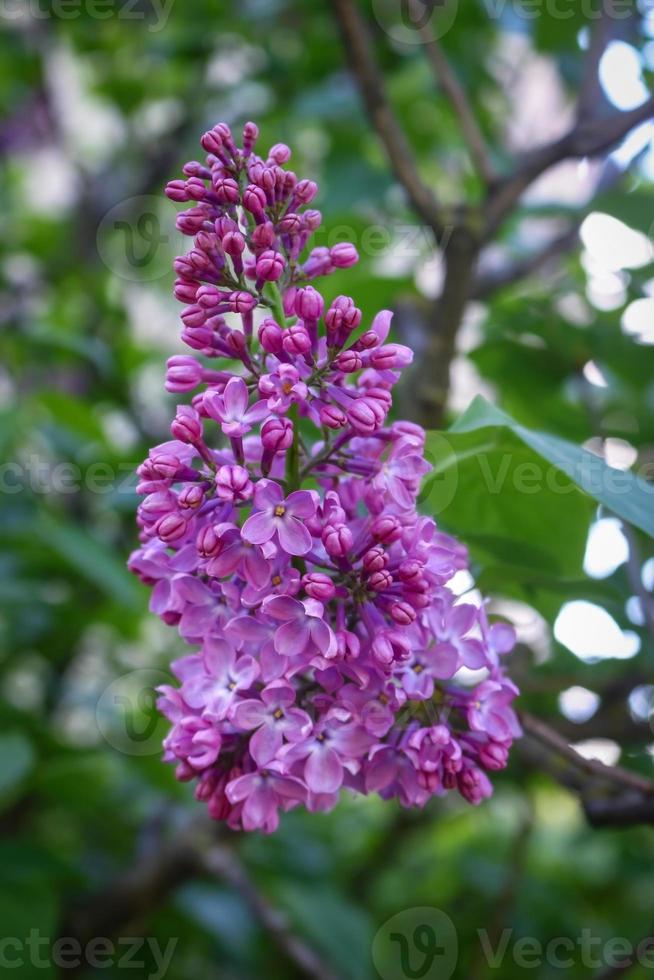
129;121;521;833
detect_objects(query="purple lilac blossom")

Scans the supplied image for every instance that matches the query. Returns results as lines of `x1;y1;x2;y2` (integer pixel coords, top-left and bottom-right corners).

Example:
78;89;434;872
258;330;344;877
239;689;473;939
129;120;521;833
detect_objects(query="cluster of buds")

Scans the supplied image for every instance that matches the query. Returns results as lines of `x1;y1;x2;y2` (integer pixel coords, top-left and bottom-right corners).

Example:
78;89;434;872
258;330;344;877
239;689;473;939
129;121;520;833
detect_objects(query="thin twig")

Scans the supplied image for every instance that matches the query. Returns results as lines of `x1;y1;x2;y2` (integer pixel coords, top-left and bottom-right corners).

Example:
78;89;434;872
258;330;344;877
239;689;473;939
203;846;340;980
410;0;495;184
330;0;446;235
520;711;654;796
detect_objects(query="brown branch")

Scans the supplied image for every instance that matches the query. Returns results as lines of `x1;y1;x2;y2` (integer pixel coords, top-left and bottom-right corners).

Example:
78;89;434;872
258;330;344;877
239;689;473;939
520;711;654;797
330;0;446;235
585;794;654;829
485;96;654;235
409;0;495;184
622;522;654;644
577;0;621;121
472;224;580;299
203;846;340;980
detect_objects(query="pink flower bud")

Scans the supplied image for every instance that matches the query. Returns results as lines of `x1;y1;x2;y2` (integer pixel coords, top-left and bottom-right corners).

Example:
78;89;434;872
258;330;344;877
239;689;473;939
390;601;416;625
201;128;224;155
261;416;293;452
171;406;202;443
166;356;203;393
323;523;353;557
213;177;241;204
181;305;207;328
294;286;324;322
282;324;311;356
369;569;393;592
185;177;207;201
362;546;388;573
222;231;246;256
242;121;259;155
330;242;358;268
353;330;379;351
399;560;423;584
319;405;347;429
294;179;318;204
333;350;362;373
370;344;414;370
278;213;302;235
174;278;199;303
478;741;510;771
256;250;285;282
197;524;222;558
215;465;254;504
150;453;181;480
303;209;322;231
347;398;380;434
258;318;284;354
336;630;360;660
303;572;336;601
243;184;267;214
179;484;205;510
251;222;276;253
268;142;291;163
156;512;188;543
229;291;258;314
371;515;402;543
196;284;224;309
165;180;190;202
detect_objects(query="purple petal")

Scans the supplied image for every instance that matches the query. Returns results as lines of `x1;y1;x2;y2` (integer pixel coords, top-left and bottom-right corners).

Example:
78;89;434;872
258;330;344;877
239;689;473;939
285;490;317;519
249;724;283;766
225;773;258;803
262;595;304;622
460;638;487;669
275;619;310;657
254;479;284;510
231;698;268;730
277;516;312;556
243;547;271;589
223;376;248;418
305;745;343;793
371;309;393;344
242;511;276;545
242;784;277;830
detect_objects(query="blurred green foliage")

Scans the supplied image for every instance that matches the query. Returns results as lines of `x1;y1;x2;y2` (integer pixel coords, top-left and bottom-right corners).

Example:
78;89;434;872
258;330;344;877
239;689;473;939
1;1;654;978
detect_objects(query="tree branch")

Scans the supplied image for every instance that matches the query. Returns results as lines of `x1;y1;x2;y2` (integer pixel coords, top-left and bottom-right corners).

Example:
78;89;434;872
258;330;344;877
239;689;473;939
472;224;580;299
203;846;339;980
409;0;495;184
330;0;446;235
485;96;654;235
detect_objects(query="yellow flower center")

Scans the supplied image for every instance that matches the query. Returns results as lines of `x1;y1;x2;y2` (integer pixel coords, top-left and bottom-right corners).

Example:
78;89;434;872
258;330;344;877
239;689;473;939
274;505;286;517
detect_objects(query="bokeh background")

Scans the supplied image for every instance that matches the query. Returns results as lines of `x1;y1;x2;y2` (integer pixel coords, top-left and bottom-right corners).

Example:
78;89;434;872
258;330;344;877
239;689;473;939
2;1;654;978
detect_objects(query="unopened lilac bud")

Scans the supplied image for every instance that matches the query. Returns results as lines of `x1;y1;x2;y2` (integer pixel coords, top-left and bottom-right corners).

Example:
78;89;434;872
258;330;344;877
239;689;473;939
243;184;267;215
362;546;388;573
319;404;347;429
229;291;258;314
399;560;423;584
242;121;259;155
282;324;311;356
215;465;253;504
261;416;293;452
390;601;416;626
369;569;393;592
196;284;224;309
251;222;277;254
347;398;379;434
181;304;207;328
156;512;188;543
256;250;285;282
303;209;322;231
333;350;363;373
323;523;353;557
179;484;205;510
278;213;302;235
294;286;324;322
294;179;318;204
197;524;222;558
222;231;246;256
268;142;291;164
166;356;203;393
303;572;335;601
370;344;414;370
258;318;284;354
150;453;181;480
201;128;224;155
174;279;199;303
353;330;379;351
165;180;190;202
479;741;510;771
330;242;358;268
185;177;208;201
371;514;402;544
171;406;202;443
336;630;360;660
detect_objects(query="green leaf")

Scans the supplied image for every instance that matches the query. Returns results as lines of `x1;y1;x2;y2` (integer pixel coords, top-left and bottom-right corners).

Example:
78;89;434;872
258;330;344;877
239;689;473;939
0;732;35;809
38;513;144;609
448;397;654;538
